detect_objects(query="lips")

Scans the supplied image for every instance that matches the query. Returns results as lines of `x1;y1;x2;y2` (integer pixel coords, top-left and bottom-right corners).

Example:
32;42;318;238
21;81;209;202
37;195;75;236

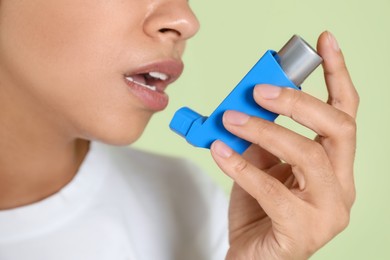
124;59;184;111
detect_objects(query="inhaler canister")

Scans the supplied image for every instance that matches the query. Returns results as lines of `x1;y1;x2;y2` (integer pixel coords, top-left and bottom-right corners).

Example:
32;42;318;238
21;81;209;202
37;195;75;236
277;35;323;86
170;35;323;154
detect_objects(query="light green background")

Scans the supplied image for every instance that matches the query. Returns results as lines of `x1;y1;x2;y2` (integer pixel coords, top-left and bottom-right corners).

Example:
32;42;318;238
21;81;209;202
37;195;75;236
134;0;389;259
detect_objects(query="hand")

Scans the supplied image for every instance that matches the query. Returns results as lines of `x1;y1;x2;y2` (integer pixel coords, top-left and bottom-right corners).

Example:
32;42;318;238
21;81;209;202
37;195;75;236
210;31;359;260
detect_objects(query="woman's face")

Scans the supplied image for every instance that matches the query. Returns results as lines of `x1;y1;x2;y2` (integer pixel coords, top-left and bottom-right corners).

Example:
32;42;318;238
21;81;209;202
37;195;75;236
0;0;199;145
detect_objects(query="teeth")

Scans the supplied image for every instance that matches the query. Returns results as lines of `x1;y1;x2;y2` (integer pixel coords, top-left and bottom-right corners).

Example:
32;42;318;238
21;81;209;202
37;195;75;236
125;77;157;91
149;71;169;81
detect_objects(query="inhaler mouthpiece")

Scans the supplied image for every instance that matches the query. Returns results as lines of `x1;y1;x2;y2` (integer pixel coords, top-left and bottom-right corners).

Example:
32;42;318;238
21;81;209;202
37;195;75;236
277;35;323;86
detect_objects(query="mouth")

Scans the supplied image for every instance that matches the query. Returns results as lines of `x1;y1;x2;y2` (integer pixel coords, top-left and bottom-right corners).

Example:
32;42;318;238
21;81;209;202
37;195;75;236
124;60;184;111
124;60;184;93
125;71;169;92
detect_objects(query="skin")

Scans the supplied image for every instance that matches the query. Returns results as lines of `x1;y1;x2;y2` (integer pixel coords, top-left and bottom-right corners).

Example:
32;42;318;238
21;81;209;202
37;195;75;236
0;0;358;259
0;0;199;208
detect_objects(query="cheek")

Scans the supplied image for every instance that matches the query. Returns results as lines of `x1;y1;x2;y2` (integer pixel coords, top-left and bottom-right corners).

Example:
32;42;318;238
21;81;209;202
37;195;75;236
0;1;153;144
0;2;124;80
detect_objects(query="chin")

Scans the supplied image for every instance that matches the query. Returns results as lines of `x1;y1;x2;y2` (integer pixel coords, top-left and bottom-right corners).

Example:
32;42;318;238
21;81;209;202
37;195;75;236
83;112;152;147
97;130;144;146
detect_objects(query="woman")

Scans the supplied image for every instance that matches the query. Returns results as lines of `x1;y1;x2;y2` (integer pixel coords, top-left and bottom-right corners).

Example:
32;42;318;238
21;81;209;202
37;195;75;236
0;0;358;259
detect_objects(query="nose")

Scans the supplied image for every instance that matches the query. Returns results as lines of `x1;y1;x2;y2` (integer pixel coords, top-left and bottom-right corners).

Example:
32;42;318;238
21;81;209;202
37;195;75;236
143;0;200;42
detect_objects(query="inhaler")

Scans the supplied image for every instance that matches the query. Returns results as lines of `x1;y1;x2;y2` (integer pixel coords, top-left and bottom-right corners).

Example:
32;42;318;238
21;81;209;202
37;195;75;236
169;35;323;154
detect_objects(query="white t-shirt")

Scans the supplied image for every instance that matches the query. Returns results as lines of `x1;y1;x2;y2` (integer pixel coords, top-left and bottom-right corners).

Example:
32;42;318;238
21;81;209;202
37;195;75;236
0;142;229;260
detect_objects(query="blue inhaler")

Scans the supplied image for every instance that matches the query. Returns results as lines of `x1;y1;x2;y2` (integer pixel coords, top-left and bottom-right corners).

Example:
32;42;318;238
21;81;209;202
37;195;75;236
169;35;323;154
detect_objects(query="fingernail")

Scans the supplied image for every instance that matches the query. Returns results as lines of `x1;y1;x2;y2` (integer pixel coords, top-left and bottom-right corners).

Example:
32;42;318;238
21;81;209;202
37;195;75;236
212;140;233;158
224;110;250;125
254;85;281;99
327;31;340;52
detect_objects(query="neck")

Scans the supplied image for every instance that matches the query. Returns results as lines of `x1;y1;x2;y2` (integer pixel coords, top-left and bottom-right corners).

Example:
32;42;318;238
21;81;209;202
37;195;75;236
0;78;90;210
0;138;90;210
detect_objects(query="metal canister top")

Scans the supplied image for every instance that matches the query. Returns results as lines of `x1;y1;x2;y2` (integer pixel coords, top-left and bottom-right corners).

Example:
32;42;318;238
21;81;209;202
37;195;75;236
277;35;323;86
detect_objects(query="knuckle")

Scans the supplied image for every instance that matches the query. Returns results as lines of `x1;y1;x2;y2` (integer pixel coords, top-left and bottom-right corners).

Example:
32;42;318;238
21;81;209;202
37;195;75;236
351;88;360;107
328;95;342;107
307;204;351;251
324;195;353;235
252;120;274;145
349;186;357;206
287;89;304;119
232;158;249;175
344;184;356;209
338;113;357;137
333;204;351;233
262;176;279;196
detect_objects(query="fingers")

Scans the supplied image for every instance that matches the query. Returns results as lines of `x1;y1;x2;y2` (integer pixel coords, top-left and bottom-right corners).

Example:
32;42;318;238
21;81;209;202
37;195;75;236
250;32;358;200
210;140;298;223
253;84;356;144
220;110;336;198
253;85;355;199
242;144;280;171
317;31;359;119
317;31;358;202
